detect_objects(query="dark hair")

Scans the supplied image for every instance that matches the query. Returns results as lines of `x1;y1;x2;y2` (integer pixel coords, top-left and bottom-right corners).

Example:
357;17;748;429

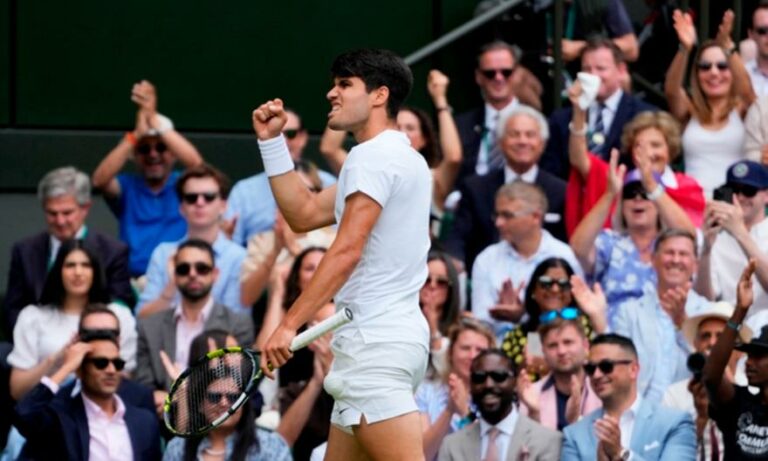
582;36;625;65
591;333;638;359
523;258;576;332
175;238;216;266
424;250;461;336
283;247;327;310
538;318;587;342
183;366;257;461
39;240;109;307
330;48;413;118
399;106;439;167
472;348;517;375
284;107;304;131
175;163;231;200
653;228;696;254
78;303;120;344
187;329;233;365
477;40;520;65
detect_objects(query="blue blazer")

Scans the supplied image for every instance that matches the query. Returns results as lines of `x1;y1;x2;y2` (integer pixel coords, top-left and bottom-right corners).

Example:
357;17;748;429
14;382;161;461
561;401;696;461
540;93;657;180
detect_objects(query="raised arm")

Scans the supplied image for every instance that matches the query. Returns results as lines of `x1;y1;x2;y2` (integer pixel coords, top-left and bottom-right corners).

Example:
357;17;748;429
318;126;349;176
693;205;719;299
253;99;337;233
428;70;462;207
570;150;625;273
92;108;148;197
567;80;591;179
665;10;696;123
716;10;756;112
703;259;755;404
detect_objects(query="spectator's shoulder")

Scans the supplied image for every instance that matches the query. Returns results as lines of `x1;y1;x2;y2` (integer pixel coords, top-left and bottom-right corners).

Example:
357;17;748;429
12;231;48;250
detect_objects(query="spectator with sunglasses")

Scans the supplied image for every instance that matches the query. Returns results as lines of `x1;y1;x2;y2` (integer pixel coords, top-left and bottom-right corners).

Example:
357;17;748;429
135;239;253;415
665;9;756;198
612;229;711;403
438;349;562;460
137;164;257;317
92;80;203;278
420;250;462;378
13;332;162;461
562;333;695;460
745;1;768;97
697;160;768;328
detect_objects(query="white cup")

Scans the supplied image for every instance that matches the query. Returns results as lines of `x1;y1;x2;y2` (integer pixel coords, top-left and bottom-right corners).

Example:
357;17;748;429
576;72;601;110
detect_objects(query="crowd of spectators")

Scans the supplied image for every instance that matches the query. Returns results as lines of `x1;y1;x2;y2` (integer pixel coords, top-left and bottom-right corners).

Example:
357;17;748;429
5;2;768;460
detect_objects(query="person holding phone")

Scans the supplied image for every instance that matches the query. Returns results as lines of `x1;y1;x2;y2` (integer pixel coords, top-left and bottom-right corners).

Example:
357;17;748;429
696;160;768;327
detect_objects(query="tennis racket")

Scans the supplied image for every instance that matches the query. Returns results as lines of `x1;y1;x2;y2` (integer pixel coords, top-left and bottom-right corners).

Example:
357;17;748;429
163;307;352;437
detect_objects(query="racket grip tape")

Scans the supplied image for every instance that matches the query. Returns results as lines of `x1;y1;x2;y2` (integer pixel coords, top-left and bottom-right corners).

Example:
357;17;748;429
289;308;352;351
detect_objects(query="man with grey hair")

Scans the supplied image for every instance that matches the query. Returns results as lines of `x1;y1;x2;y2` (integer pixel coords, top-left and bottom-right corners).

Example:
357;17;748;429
445;106;567;272
3;166;133;337
471;181;581;339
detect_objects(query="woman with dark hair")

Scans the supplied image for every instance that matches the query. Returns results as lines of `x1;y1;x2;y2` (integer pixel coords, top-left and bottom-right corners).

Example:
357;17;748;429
8;239;137;400
500;257;606;371
163;333;290;461
420;250;461;377
665;9;756;197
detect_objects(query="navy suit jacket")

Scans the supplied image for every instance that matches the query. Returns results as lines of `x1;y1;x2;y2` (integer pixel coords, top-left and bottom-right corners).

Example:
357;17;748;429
454;107;486;189
14;382;161;461
540;93;657;179
443;168;567;272
59;378;156;416
3;230;134;338
562;401;696;460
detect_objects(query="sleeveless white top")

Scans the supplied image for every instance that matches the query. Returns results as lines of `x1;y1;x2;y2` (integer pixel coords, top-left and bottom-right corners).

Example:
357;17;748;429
682;110;746;198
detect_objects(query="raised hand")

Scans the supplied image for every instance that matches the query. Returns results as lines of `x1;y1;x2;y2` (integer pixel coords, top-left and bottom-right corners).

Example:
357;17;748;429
716;9;736;50
565;374;584;424
427;70;450;108
252;98;288;140
220;214;238;240
594;415;622;460
736;258;756;311
567;80;584;114
515;370;540;415
606;149;627;197
447;372;470;416
571;275;607;332
632;144;659;193
131;80;158;114
672;9;697;52
660;282;690;328
490;279;525;322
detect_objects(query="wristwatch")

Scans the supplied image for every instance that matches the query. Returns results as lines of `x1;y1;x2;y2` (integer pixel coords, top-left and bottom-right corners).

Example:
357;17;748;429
616;447;631;461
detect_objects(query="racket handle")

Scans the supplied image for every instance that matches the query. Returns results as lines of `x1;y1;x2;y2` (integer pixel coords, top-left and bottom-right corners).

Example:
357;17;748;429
290;308;353;351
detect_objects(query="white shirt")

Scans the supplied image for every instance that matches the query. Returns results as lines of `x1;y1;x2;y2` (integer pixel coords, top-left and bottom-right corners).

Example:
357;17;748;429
504;164;538;184
746;59;768;98
48;226;87;267
619;395;643;450
589;90;623;135
173;296;215;367
470;230;583;339
81;392;133;461
479;406;519;461
333;130;431;345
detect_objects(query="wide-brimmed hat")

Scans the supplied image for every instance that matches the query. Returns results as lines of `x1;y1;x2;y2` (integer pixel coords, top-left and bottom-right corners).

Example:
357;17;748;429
736;324;768;355
682;301;752;346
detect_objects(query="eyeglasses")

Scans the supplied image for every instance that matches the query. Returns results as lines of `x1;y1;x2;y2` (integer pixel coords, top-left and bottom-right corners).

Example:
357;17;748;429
479;68;515;79
539;306;580;324
205;391;241;405
181;192;219;205
283;129;300;139
175;262;214;277
424;275;452;288
730;184;759;198
583;359;633;376
621;183;648;201
492;209;534;221
470;369;513;384
84;357;126;371
537;276;571;291
754;26;768;35
136;142;168;155
697;61;729;72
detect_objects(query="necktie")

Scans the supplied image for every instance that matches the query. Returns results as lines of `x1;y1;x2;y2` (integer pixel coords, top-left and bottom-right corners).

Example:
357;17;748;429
484;427;500;461
588;103;606;154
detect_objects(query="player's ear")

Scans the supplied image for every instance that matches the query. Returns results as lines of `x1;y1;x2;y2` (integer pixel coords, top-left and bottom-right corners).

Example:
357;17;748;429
371;86;390;108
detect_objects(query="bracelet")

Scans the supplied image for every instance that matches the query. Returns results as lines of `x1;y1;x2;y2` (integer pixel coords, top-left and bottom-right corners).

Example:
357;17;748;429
258;134;295;177
568;121;587;136
646;183;665;201
435;105;453;114
431;333;443;341
726;320;742;331
124;131;138;147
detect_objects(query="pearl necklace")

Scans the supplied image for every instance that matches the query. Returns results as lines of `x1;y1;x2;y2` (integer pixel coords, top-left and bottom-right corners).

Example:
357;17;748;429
203;447;226;456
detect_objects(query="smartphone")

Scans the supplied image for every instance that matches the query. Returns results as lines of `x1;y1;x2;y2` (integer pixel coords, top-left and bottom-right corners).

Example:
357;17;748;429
713;185;733;204
526;332;543;357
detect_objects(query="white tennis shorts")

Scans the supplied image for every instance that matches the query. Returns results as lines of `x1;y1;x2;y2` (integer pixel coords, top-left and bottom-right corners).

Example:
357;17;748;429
323;330;428;434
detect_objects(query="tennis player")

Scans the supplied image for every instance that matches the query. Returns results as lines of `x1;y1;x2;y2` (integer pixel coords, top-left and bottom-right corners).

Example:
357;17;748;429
252;49;431;460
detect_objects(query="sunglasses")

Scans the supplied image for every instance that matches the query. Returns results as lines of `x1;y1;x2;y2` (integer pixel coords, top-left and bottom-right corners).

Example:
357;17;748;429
283;129;300;139
470;369;513;384
537;276;571;291
205;391;241;405
755;26;768;35
136;142;168;155
622;183;648;201
424;275;451;288
84;357;126;371
181;192;219;205
730;184;759;198
175;262;214;277
583;359;633;376
696;61;729;72
479;68;515;79
539;306;580;325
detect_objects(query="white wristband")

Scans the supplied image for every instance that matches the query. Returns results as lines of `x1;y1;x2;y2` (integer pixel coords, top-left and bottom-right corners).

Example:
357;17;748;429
647;183;664;201
147;113;174;136
257;134;295;177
